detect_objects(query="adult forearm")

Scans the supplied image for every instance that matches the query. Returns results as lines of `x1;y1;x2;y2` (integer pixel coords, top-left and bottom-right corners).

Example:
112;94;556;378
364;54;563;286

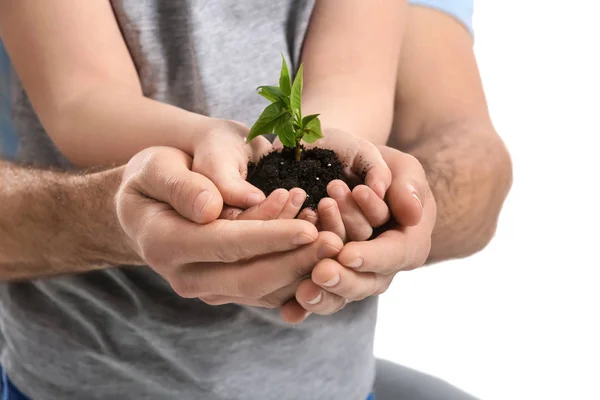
401;124;513;262
301;0;406;144
0;161;141;281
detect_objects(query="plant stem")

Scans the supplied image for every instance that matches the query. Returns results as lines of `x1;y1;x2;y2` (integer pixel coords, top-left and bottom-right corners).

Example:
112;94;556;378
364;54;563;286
295;143;302;161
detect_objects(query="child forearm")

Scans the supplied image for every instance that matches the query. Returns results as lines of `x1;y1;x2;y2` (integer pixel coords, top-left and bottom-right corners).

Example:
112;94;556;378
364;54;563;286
301;0;407;144
51;85;216;167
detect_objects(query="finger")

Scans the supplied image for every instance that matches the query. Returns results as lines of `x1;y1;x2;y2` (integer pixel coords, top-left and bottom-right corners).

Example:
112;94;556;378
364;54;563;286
123;147;224;224
176;231;343;299
337;227;430;275
379;146;428;226
295;280;347;316
263;281;305;308
219;206;243;220
280;299;311;324
221;189;305;221
234;189;289;220
355;141;392;199
278;188;306;219
311;259;388;301
194;143;265;209
196;279;301;309
298;208;319;226
351;185;391;227
386;179;423;227
138;217;320;270
328;180;372;241
245;130;274;161
317;197;347;242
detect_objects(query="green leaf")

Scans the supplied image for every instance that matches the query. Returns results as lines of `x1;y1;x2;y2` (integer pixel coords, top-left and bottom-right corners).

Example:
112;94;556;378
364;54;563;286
290;64;304;119
302;117;323;143
247;102;286;142
276;118;296;148
279;54;291;97
301;113;320;129
257;86;284;103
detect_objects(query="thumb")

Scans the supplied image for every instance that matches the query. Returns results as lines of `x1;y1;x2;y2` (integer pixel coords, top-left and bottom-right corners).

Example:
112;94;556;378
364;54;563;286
379;146;426;227
193;156;266;210
124;147;223;224
354;141;392;200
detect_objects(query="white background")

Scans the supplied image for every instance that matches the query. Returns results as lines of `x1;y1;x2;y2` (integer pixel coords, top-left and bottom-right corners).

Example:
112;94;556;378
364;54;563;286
375;1;600;399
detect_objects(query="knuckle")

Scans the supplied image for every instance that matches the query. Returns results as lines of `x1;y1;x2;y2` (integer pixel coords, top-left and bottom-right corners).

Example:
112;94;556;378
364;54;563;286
163;175;191;208
136;152;161;184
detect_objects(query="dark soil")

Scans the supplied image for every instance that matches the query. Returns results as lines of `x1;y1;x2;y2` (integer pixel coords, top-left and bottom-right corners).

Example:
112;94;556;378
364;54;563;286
247;146;355;210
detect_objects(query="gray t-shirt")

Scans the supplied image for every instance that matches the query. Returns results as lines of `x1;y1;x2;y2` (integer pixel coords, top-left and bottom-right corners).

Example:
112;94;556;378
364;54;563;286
0;1;378;399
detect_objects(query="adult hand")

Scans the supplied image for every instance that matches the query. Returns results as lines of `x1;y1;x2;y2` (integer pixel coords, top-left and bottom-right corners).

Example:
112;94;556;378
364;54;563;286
116;147;342;309
274;128;392;241
285;146;437;317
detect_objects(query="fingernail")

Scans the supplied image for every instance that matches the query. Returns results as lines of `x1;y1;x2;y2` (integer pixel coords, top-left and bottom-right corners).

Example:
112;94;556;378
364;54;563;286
292;191;306;207
306;292;323;305
346;258;364;268
408;185;422;209
246;192;264;207
194;191;215;219
293;233;315;246
322;274;340;287
329;185;345;199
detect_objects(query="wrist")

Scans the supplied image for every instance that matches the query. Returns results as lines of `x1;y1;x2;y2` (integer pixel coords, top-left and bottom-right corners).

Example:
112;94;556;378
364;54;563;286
303;92;392;145
171;113;222;156
77;168;144;267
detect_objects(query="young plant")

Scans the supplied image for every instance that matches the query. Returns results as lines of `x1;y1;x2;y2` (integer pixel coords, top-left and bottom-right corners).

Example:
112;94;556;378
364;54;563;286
247;54;323;161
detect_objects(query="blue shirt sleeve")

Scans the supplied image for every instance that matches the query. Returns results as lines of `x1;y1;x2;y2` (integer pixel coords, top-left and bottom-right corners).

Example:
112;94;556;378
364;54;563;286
409;0;474;35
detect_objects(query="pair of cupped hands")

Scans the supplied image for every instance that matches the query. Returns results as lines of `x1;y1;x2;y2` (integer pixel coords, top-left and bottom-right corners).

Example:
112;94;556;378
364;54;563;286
116;120;436;323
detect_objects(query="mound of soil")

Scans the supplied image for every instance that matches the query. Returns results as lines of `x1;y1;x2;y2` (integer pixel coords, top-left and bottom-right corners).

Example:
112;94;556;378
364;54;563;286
247;146;355;210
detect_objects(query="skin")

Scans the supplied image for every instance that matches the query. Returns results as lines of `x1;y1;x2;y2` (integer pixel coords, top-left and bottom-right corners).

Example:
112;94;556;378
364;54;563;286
301;0;406;144
0;147;345;312
0;7;512;325
284;7;513;320
0;0;403;209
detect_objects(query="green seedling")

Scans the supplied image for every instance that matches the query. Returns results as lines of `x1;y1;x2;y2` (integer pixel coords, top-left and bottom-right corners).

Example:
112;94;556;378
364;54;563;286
247;54;323;161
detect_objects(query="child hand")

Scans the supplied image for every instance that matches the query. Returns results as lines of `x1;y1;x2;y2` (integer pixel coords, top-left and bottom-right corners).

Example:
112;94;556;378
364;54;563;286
189;119;273;209
317;180;390;243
